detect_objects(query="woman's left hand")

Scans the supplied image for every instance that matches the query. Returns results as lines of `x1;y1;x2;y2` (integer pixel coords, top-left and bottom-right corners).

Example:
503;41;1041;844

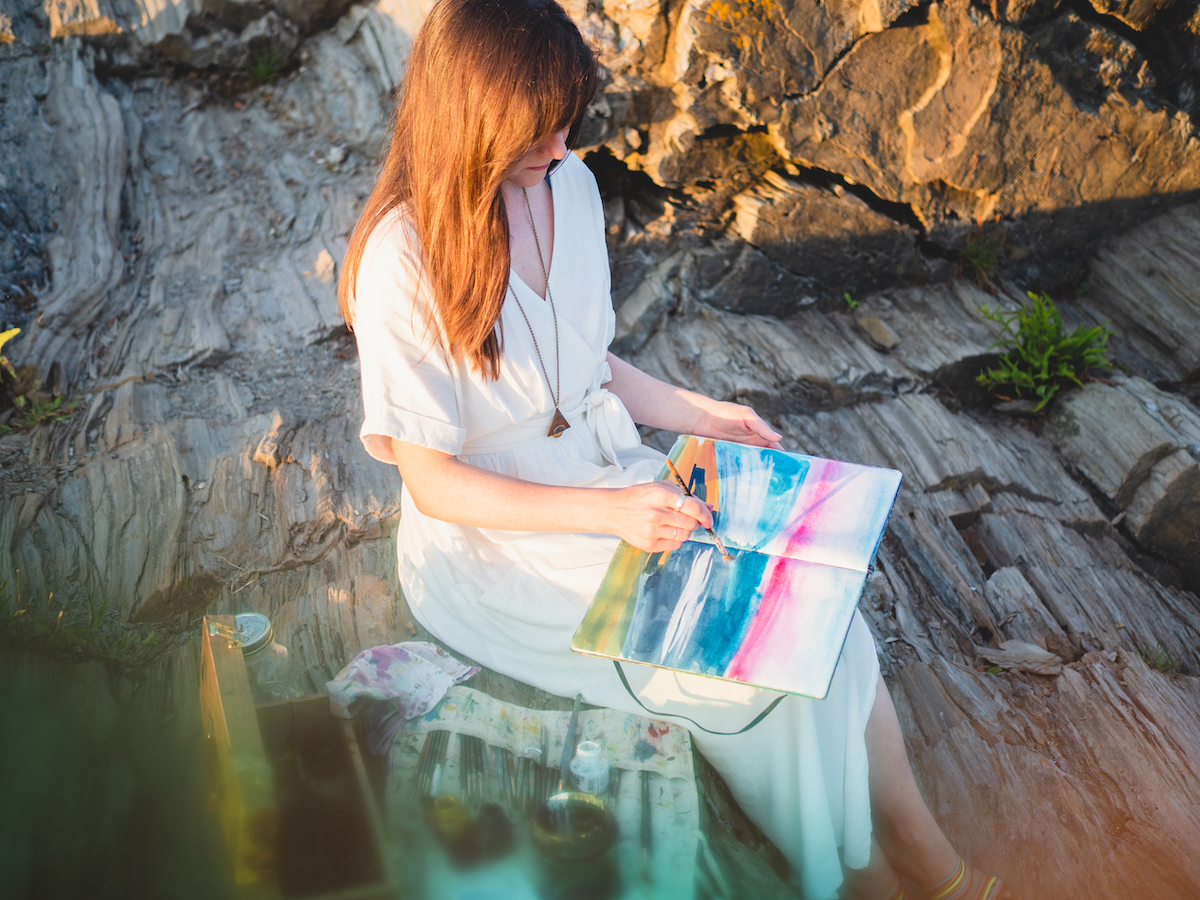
693;399;783;449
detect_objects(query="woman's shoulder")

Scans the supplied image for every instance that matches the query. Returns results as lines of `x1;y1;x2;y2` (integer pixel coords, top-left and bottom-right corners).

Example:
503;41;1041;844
354;206;427;324
361;205;421;271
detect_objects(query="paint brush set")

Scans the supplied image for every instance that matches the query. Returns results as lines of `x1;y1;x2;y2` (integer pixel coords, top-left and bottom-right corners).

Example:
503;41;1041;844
575;435;903;700
412;728;562;814
411;729;451;800
408;696;585;844
391;689;705;897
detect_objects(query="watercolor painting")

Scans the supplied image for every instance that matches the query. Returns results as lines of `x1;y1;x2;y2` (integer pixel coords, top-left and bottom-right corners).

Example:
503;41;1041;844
572;436;902;699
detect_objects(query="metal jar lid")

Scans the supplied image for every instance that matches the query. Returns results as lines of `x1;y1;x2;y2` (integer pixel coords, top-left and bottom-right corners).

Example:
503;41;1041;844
234;612;274;654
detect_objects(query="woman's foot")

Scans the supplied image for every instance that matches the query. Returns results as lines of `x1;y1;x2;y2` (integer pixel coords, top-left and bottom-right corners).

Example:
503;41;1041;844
924;857;1024;900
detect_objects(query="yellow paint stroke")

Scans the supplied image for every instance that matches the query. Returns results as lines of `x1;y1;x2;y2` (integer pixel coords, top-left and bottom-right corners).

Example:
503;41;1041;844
575;542;651;656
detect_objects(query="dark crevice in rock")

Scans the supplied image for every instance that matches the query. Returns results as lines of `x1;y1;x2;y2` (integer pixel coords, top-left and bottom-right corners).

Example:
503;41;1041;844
925;471;1063;506
1156;373;1200;409
583;148;682;222
931;354;1005;412
1050;439;1195;593
696;123;769;140
735;376;901;419
889;1;940;30
782;163;934;243
1056;0;1188;112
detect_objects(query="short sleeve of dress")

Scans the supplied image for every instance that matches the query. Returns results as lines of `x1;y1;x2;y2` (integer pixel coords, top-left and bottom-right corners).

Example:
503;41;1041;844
353;213;466;464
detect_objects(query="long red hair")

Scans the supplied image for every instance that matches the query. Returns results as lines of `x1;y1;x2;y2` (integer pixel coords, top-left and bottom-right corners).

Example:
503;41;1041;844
338;0;599;379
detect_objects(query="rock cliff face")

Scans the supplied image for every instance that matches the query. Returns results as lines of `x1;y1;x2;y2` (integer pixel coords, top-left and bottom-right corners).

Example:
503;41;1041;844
3;0;1200;896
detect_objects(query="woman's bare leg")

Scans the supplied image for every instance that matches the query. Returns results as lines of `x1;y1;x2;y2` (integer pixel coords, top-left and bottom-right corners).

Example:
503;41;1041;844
864;675;959;888
841;836;901;899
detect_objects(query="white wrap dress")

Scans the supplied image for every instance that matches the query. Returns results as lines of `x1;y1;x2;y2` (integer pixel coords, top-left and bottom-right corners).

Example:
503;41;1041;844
354;152;881;899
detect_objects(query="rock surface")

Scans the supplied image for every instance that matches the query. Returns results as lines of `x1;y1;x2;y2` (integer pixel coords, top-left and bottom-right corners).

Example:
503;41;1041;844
1045;377;1200;586
563;0;1200;308
4;2;1200;898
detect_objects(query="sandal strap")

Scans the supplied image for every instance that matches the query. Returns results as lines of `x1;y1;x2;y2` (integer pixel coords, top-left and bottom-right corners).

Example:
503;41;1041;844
926;858;1008;900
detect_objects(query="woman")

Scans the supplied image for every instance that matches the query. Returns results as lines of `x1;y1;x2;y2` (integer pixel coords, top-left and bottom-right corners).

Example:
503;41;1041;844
340;1;1020;898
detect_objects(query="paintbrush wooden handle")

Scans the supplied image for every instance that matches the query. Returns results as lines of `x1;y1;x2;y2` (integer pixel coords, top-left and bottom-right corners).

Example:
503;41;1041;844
666;459;733;561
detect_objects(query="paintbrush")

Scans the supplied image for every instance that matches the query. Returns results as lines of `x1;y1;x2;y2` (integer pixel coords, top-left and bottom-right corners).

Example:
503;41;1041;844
558;693;582;791
640;769;654;884
538;724;548;803
664;459;734;562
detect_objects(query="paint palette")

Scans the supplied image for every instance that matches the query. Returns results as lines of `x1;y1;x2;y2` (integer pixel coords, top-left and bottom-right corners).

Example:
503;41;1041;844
572;436;902;699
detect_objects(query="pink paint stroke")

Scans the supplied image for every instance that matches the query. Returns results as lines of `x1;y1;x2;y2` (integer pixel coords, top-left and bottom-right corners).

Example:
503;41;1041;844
778;456;851;557
724;459;844;681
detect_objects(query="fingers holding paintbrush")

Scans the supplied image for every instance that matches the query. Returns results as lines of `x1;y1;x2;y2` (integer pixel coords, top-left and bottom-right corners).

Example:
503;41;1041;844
664;460;734;562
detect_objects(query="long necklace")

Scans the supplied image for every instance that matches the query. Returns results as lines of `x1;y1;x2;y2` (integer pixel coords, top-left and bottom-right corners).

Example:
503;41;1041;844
509;186;570;438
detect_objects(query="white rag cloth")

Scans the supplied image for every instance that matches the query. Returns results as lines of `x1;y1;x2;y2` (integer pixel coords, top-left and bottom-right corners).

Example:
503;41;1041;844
326;641;479;754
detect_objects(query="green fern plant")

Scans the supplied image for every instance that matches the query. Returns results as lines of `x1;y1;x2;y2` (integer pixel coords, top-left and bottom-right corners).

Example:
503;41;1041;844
976;292;1114;412
956;221;1006;288
1;327;77;432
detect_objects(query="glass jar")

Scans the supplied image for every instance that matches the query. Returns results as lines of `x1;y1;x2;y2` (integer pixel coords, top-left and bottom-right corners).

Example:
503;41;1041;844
236;612;306;704
569;740;609;795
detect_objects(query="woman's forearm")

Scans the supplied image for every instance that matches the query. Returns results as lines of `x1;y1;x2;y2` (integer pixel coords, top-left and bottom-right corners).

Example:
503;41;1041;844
603;352;783;449
603;352;713;432
390;437;714;551
392;438;618;532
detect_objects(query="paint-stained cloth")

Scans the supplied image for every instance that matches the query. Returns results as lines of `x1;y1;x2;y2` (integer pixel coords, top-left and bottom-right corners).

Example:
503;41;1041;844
353;152;881;900
326;642;479;754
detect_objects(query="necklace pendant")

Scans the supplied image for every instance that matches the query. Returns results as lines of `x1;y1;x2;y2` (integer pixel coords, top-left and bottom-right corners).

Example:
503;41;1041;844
548;407;570;438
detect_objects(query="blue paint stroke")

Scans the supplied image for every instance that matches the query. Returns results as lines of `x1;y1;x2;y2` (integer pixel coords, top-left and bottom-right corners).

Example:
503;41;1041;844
658;547;714;668
714;443;809;552
619;543;771;676
622;562;684;660
706;549;769;674
666;548;768;675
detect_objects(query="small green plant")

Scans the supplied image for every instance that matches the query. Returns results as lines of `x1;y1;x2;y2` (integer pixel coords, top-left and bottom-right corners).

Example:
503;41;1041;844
6;394;76;431
976;291;1114;412
956;221;1007;289
245;49;284;87
1138;641;1182;674
960;240;1000;287
843;291;859;310
1;326;77;432
1;577;172;673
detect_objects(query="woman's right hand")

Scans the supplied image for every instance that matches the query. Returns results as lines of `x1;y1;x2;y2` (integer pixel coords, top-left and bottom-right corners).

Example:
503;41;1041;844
604;481;714;553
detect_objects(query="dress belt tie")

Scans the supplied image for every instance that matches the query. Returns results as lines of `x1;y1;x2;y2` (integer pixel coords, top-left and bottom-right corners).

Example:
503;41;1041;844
580;386;642;470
